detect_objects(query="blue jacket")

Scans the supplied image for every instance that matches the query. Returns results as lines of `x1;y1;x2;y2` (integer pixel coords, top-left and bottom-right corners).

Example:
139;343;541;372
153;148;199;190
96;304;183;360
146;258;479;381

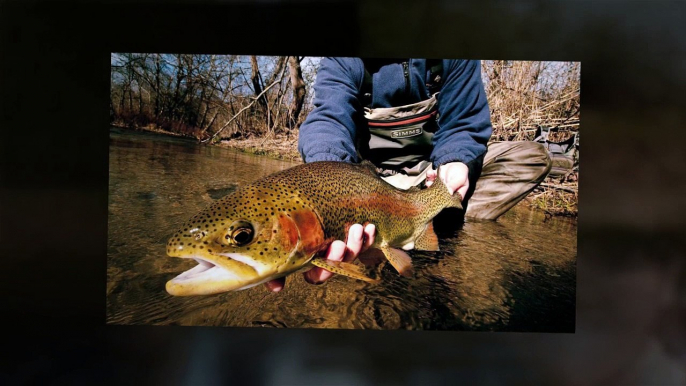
298;58;492;167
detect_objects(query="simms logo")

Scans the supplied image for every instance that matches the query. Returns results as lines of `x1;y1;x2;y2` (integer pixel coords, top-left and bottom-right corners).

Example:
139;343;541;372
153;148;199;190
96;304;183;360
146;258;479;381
391;127;422;138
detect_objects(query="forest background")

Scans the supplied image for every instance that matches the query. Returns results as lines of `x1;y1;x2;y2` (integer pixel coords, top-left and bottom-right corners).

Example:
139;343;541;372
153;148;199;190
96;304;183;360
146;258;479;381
110;54;580;216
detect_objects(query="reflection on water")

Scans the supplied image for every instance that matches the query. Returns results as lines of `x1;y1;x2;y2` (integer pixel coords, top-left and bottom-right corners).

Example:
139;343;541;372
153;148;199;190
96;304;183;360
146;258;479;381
107;127;577;331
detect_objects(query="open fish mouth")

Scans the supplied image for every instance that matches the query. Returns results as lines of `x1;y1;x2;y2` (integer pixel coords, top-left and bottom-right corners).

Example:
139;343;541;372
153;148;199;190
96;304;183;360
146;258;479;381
166;255;266;295
170;257;238;282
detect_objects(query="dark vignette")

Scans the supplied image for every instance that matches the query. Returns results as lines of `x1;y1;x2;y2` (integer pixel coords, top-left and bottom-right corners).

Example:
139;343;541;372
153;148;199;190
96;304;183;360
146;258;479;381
1;0;685;384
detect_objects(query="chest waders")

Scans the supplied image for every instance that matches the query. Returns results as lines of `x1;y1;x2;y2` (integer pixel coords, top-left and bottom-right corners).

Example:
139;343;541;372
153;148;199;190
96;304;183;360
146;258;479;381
358;60;443;190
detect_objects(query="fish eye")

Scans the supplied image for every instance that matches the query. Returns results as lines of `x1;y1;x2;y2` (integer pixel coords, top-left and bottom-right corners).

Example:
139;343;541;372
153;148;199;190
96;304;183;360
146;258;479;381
232;227;253;245
223;221;254;246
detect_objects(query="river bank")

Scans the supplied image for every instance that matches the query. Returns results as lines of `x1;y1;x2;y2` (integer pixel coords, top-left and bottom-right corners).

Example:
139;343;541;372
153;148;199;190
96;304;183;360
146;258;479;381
216;135;302;162
110;122;303;161
110;123;577;217
108;127;576;331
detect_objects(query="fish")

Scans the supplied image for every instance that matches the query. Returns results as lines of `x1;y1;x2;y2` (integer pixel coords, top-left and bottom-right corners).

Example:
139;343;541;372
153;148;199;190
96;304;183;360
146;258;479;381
165;160;462;296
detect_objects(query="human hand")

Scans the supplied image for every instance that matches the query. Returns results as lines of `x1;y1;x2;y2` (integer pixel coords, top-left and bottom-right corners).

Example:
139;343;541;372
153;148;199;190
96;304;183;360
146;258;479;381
425;161;469;199
264;223;376;292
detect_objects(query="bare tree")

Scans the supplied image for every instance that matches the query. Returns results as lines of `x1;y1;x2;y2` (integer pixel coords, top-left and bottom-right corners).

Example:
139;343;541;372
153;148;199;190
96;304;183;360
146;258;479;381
250;56;268;111
287;56;307;128
110;54;320;141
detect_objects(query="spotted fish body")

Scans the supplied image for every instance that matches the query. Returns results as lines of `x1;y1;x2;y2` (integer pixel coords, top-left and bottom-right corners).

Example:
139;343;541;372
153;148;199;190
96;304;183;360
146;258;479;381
165;161;462;296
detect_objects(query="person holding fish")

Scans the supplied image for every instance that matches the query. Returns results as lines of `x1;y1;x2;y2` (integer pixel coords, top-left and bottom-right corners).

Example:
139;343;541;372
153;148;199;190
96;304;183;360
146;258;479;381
264;58;552;292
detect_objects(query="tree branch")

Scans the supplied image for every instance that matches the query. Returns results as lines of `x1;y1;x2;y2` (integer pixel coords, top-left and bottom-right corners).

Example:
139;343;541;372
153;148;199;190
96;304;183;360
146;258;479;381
201;78;283;143
540;183;577;193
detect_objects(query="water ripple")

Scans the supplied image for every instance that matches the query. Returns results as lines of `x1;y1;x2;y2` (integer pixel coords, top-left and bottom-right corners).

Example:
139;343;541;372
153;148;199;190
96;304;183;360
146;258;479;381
107;129;577;331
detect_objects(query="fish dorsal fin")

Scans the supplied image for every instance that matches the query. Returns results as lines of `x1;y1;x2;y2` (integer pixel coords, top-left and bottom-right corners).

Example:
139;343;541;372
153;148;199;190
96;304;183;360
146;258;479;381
415;221;440;251
380;244;414;277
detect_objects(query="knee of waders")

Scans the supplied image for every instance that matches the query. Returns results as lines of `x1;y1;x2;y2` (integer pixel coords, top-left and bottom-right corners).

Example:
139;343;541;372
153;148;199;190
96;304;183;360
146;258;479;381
522;141;553;178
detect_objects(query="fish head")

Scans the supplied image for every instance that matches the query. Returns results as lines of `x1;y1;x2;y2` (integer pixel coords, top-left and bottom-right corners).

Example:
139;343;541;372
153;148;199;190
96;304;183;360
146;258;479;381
165;188;326;296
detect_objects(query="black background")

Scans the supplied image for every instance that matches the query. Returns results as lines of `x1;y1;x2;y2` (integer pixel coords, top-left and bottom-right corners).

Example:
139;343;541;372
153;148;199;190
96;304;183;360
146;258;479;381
2;0;685;384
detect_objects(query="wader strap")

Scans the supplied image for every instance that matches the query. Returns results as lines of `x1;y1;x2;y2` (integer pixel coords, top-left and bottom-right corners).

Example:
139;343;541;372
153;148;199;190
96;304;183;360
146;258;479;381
363;94;439;173
359;59;444;179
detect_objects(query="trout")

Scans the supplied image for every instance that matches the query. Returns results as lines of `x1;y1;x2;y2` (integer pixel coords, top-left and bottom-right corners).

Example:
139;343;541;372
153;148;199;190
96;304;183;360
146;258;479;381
165;161;462;296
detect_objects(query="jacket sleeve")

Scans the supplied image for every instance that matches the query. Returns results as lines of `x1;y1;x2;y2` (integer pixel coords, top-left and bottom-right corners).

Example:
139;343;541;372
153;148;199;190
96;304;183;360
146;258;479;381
298;57;365;163
431;59;493;167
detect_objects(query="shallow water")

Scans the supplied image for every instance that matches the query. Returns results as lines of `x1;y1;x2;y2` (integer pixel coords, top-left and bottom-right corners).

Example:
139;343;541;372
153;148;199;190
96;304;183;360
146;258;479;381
107;127;576;331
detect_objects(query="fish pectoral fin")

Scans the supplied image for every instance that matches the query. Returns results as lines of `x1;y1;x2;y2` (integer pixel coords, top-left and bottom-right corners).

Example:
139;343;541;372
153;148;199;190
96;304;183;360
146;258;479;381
310;258;381;283
415;222;440;251
380;245;414;277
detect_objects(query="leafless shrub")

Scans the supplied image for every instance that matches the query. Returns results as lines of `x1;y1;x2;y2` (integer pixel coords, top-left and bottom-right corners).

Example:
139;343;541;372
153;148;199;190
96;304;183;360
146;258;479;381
482;60;580;143
110;54;319;141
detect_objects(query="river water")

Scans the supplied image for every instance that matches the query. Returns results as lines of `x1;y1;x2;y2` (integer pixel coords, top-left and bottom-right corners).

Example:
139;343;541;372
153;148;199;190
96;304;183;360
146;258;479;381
107;127;576;331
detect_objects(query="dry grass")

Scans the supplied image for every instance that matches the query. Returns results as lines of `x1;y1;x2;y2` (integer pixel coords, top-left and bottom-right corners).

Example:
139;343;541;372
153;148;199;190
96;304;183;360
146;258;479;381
482;61;580;217
528;172;579;217
482;61;580;144
113;58;580;217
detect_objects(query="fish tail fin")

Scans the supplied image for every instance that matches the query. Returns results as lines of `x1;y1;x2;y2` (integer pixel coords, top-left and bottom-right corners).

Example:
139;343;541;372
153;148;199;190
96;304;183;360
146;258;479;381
452;191;464;209
426;170;463;211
